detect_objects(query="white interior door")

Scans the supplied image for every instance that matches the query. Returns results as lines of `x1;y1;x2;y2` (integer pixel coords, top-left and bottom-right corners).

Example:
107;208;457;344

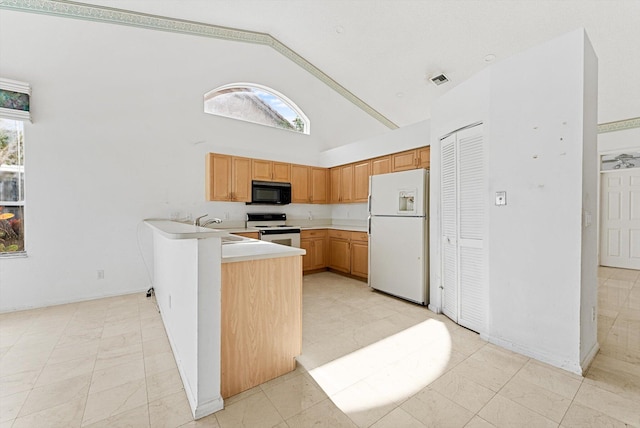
600;169;640;269
440;124;487;334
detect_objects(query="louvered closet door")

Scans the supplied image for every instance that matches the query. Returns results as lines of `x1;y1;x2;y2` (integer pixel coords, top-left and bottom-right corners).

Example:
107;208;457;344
457;126;486;334
440;124;486;334
441;134;458;321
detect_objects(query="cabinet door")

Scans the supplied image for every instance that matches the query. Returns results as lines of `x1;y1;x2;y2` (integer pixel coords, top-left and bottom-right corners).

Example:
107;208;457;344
310;168;328;204
371;156;391;176
329;238;350;273
417;146;430;169
272;162;291;182
351;241;368;279
291;164;310;203
392;150;417;172
206;153;231;201
252;159;272;181
232;232;259;239
300;239;314;271
231;157;252;202
353;161;370;202
340;164;353;203
312;237;327;269
330;167;341;204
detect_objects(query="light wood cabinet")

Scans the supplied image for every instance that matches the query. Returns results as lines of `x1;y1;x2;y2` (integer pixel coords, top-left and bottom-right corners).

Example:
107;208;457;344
232;232;259;239
206;154;251;202
392;149;419;172
330;164;354;203
371;156;391;176
391;147;431;172
310;167;328;204
328;230;369;279
350;232;369;279
301;229;327;272
292;165;328;204
353;161;370;202
221;256;302;398
329;236;351;273
252;159;290;182
291;164;309;203
417;146;430;169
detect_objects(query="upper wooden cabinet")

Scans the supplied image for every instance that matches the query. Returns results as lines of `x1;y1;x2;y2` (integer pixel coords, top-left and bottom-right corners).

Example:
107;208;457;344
330;164;353;203
291;164;328;204
392;150;418;172
252;159;291;183
206;154;251;202
391;147;431;172
353;161;370;202
371;156;391;176
310;167;328;204
206;146;428;204
417;146;430;169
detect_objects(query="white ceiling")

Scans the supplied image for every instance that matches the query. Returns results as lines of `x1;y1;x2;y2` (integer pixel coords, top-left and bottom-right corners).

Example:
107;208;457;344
45;1;640;145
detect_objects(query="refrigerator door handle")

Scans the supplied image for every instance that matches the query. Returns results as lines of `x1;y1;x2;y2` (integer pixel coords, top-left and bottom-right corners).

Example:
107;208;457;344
368;215;371;235
367;193;371;213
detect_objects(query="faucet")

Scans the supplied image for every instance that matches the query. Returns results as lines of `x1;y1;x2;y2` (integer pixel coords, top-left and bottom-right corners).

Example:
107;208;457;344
194;214;208;226
201;218;223;227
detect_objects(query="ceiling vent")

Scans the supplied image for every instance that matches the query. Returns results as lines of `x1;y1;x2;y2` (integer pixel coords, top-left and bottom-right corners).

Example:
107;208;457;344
429;74;449;86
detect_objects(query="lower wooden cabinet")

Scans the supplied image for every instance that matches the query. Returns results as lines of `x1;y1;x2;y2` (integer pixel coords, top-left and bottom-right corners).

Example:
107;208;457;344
221;256;302;398
328;229;368;279
232;232;259;239
300;228;368;279
350;232;369;279
300;229;327;272
329;236;351;273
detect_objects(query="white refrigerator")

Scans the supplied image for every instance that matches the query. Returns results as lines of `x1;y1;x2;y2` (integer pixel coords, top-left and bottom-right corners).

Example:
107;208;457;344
368;169;429;305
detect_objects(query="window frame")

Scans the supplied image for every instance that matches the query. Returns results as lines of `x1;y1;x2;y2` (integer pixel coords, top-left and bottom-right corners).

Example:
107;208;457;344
203;82;310;135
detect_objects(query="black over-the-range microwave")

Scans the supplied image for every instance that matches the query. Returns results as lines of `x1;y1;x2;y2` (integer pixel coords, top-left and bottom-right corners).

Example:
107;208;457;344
248;180;292;205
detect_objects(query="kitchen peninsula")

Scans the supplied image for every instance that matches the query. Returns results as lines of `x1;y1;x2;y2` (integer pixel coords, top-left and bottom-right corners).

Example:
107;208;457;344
144;220;305;418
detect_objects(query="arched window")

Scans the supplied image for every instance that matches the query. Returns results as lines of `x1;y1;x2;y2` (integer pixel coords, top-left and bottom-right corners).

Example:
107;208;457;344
204;83;309;134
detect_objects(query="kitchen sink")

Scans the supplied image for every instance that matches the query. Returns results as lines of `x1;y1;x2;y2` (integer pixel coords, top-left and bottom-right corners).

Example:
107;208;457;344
221;235;245;244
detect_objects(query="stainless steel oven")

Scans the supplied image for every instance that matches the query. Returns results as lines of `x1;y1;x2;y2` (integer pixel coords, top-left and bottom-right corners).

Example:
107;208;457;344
246;213;301;248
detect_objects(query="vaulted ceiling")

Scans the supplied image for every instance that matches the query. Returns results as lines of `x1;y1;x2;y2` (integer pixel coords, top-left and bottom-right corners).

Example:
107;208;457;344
6;0;640;149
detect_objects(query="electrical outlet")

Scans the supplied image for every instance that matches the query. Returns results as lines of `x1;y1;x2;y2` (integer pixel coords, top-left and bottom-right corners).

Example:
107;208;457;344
495;191;507;206
224;212;230;220
97;270;104;279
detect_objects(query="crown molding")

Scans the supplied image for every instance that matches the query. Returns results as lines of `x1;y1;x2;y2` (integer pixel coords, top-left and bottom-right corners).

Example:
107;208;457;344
0;0;399;130
598;117;640;134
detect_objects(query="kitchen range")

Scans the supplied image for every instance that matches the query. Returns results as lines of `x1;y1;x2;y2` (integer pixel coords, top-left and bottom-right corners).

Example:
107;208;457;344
246;212;301;248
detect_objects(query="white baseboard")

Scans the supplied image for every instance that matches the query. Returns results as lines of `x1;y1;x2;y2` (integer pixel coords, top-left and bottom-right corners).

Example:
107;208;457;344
580;341;600;374
194;397;224;419
486;334;583;376
160;307;224;421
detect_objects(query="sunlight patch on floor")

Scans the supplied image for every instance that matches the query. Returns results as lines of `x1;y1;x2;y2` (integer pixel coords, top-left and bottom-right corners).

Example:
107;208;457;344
308;318;452;414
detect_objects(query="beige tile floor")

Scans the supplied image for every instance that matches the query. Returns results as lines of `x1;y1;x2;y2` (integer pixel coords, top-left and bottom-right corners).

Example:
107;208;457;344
1;267;638;427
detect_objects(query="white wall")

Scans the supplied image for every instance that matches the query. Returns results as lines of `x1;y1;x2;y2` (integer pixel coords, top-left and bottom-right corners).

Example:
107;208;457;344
430;29;598;374
319;120;430;167
598;127;640;154
0;10;383;312
151;232;222;417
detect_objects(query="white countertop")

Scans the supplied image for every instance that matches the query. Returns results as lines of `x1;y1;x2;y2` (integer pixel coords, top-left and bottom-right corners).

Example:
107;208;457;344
145;220;227;239
145;220;305;262
216;224;368;234
222;239;305;263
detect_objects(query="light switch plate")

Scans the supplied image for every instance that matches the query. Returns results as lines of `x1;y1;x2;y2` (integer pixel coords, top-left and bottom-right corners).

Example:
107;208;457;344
495;191;507;206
